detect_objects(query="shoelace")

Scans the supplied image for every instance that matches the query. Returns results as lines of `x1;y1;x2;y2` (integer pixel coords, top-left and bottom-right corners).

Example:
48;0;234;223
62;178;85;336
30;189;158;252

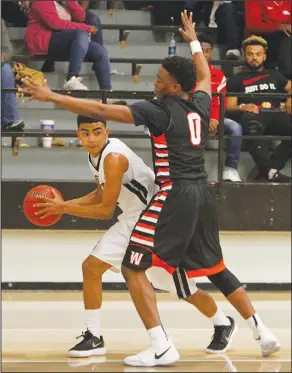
76;329;93;341
211;325;227;344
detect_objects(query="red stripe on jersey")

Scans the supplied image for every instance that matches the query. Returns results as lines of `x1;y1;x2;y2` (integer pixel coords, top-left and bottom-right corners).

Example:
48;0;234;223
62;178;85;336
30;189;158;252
160;181;173;189
157;167;170;173
137;222;155;231
152;133;168;147
155;159;169;164
144;212;159;219
151;201;164;209
154;149;168;155
132;233;154;243
157;178;171;183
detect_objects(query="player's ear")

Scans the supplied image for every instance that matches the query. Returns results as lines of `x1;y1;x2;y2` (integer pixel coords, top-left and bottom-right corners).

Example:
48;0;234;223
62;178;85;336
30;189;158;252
105;126;110;137
173;83;181;93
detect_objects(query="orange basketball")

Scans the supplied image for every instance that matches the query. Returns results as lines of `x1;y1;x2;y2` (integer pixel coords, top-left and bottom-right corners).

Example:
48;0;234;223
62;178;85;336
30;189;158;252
23;185;63;227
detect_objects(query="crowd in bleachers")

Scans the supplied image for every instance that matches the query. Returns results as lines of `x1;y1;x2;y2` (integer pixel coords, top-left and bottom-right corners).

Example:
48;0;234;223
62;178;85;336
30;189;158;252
1;0;291;182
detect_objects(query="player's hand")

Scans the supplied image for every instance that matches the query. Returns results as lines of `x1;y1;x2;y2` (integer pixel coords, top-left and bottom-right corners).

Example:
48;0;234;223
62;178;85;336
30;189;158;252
285;97;292;115
18;77;52;103
179;10;197;43
240;104;259;114
209;119;218;135
279;23;291;37
34;189;65;218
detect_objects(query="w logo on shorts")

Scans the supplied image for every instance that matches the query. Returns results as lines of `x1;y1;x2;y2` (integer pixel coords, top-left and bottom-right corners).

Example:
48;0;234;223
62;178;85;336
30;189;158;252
130;251;144;265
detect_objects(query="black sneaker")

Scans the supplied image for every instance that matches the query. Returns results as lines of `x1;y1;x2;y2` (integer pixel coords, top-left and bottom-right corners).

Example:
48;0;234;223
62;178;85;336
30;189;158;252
41;60;55;73
2;120;25;131
206;316;237;354
269;171;291;183
68;329;106;358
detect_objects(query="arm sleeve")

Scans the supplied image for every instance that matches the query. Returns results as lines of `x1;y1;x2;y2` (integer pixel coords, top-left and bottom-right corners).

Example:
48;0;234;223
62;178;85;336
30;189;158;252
65;1;86;22
32;1;92;32
128;100;171;136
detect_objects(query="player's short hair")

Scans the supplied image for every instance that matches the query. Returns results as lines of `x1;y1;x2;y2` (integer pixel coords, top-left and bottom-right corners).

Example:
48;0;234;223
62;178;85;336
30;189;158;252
197;33;213;48
162;56;196;92
242;35;268;53
77;115;106;128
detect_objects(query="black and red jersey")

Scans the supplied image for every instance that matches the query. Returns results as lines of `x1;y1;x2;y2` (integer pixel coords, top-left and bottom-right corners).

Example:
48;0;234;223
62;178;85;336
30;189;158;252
128;91;211;185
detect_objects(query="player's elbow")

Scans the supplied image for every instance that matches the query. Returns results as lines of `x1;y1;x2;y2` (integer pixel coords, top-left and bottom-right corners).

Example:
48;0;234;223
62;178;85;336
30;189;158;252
100;205;115;219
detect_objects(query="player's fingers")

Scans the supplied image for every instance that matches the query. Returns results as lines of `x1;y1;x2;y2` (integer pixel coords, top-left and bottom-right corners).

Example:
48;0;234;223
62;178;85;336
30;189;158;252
189;12;193;24
51;188;59;197
33;202;50;208
21;77;35;88
178;28;187;38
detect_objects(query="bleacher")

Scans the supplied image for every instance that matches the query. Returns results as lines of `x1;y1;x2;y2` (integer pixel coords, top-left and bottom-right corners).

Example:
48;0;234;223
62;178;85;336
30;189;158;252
2;5;291;185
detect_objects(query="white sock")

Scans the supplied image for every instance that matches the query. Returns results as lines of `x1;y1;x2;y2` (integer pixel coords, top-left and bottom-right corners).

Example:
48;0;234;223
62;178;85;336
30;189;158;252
85;309;101;338
148;325;168;349
211;308;231;326
268;168;277;180
246;313;264;334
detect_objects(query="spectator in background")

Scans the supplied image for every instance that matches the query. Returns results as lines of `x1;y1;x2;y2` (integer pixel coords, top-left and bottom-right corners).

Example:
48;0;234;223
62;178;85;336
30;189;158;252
215;1;245;60
25;0;112;91
1;0;29;27
1;19;25;131
194;34;242;182
226;36;292;183
42;0;104;73
245;0;291;79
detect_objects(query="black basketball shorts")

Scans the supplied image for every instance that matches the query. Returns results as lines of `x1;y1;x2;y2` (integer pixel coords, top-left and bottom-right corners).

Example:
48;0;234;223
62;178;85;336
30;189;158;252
122;181;226;278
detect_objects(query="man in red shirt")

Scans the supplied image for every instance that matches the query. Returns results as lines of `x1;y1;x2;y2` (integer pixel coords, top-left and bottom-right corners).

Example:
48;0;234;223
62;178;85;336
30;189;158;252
196;34;242;182
245;0;291;79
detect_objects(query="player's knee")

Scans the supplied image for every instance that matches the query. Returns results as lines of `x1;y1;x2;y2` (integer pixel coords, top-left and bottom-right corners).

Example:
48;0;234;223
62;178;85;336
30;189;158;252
208;268;242;297
82;256;104;278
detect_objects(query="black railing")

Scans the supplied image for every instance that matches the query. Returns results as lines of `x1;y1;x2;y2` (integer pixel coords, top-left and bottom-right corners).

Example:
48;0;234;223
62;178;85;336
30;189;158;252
1;89;291;194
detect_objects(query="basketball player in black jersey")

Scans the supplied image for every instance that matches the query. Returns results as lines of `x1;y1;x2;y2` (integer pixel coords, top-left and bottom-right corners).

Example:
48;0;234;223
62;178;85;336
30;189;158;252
20;10;280;367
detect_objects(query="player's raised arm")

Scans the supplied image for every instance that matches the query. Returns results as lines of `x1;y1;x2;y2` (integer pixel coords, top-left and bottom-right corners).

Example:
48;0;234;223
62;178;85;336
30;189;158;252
179;10;211;97
19;78;135;124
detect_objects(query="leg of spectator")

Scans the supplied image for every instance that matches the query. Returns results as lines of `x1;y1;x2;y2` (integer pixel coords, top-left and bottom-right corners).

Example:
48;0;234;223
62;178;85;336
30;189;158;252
266;112;292;177
86;41;112;90
223;118;242;182
48;30;90;90
215;3;241;60
277;35;292;79
241;112;271;179
1;63;21;126
85;10;104;45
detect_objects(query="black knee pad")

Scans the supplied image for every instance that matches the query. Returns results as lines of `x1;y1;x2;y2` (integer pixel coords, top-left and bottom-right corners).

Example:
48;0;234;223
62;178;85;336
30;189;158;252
208;268;242;297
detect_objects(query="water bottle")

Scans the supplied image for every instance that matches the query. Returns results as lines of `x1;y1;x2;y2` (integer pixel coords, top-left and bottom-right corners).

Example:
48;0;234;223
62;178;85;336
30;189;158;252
168;17;176;57
168;35;177;57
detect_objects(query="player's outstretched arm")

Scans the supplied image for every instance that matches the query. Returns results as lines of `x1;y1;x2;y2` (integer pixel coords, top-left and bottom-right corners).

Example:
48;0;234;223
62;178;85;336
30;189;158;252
19;78;135;124
34;153;128;219
179;10;211;97
64;188;102;206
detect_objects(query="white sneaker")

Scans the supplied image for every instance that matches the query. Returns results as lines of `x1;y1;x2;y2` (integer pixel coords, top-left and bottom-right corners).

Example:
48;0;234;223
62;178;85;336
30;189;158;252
208;20;218;28
223;167;242;182
124;338;180;367
226;49;241;60
63;76;88;91
255;326;281;357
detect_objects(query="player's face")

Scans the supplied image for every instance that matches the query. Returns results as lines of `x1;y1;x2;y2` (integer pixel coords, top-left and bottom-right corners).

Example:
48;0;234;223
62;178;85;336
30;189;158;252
245;45;266;71
201;42;213;63
154;66;181;99
77;122;109;157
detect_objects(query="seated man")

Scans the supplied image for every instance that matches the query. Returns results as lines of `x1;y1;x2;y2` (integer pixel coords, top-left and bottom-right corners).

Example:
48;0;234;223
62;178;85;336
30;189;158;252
1;20;24;131
226;35;292;182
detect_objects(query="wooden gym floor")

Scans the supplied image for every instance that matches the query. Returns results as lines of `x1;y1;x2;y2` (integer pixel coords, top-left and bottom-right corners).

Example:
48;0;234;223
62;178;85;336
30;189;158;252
2;291;291;372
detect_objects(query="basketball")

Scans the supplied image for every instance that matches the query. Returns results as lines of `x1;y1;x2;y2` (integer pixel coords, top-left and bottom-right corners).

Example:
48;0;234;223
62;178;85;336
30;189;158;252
23;185;63;227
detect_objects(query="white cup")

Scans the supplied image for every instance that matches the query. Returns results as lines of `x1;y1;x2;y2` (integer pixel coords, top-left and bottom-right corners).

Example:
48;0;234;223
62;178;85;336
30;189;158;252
42;137;53;148
40;119;55;130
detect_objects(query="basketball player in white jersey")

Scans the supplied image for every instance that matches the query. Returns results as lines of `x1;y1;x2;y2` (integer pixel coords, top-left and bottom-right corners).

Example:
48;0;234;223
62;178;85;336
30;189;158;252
34;115;238;358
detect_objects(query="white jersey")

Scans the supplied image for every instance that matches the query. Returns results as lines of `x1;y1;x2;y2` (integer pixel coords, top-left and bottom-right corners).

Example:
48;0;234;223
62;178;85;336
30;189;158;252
88;138;157;221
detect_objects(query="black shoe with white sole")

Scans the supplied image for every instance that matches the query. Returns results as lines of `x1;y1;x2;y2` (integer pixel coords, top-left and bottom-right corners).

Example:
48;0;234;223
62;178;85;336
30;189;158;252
206;316;237;354
2;120;25;131
68;329;106;358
